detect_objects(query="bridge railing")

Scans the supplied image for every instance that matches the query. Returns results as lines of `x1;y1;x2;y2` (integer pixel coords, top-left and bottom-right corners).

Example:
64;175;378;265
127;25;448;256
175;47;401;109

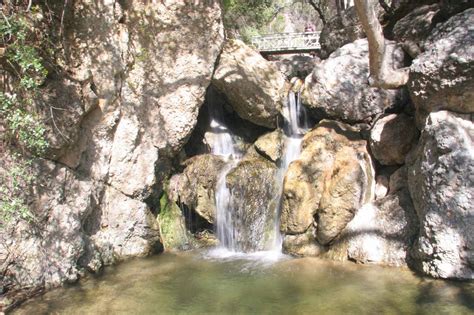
250;32;321;53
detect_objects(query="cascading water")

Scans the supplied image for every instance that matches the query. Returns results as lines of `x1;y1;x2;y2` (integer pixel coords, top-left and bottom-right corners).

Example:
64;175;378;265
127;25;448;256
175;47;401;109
270;90;311;250
208;105;241;251
210;88;310;256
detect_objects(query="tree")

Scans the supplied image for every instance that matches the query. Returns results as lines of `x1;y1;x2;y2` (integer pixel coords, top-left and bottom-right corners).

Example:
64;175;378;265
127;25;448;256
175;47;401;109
354;0;409;89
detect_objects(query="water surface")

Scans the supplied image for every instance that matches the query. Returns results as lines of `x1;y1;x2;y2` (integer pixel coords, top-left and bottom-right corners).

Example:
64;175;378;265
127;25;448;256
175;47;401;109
14;250;474;315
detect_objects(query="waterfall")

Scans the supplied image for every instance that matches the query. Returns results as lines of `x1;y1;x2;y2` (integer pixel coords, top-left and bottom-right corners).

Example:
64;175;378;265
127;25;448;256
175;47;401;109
208;105;241;251
211;90;310;255
270;91;311;251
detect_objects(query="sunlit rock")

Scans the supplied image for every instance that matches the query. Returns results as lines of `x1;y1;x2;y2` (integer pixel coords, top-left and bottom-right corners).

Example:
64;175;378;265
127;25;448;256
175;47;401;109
407;111;474;279
280;120;375;245
302;39;406;123
409;9;474;125
212;39;287;128
369;113;419;166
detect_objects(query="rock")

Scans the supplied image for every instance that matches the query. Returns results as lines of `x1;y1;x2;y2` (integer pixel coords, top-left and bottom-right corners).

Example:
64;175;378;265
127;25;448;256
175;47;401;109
280;120;375;245
319;6;366;59
212;39;287;128
271;55;319;79
409;9;474;124
375;175;389;200
407;111;474;279
171;154;227;224
282;226;325;257
393;4;440;58
157;192;192;251
254;130;284;163
342;189;419;267
226;156;279;252
1;0;224;297
389;165;409;193
302;39;407;123
0;161;102;290
369;113;419;166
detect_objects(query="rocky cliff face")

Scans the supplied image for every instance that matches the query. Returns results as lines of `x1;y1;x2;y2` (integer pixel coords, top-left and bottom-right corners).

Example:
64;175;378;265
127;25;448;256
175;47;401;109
1;0;224;298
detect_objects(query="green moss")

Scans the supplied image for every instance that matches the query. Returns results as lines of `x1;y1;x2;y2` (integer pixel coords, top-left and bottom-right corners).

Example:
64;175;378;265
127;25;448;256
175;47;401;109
157;192;191;251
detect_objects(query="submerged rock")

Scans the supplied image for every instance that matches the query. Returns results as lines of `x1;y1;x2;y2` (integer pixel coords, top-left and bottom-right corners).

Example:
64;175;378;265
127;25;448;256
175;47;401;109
280;120;375;245
302;39;406;123
369;113;419;166
407;111;474;280
212;39;287;128
409;9;474;124
226;156;279;252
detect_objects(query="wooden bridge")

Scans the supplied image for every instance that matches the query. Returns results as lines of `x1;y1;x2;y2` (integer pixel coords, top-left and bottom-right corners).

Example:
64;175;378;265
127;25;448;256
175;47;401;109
250;32;321;55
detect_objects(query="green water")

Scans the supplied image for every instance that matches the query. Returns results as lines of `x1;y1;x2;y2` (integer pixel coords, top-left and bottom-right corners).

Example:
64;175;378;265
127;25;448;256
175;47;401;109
14;250;474;315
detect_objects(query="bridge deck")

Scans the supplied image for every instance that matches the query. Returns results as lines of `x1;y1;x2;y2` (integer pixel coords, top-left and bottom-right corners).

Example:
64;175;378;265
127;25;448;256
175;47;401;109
251;32;321;55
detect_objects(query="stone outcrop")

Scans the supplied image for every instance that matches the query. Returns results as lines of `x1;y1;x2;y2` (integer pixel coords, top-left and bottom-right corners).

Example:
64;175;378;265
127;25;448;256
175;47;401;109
341;190;418;266
1;0;224;296
302;39;406;123
282;226;324;257
226;156;279;252
271;55;319;79
369;113;419;166
407;111;474;279
212;39;287;128
319;6;366;59
170;154;226;225
280;120;375;245
254;130;284;163
392;4;440;58
409;9;474;123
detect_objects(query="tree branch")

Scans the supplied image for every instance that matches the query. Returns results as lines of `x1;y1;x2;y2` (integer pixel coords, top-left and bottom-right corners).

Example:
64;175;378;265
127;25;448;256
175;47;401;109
354;0;409;89
307;0;327;25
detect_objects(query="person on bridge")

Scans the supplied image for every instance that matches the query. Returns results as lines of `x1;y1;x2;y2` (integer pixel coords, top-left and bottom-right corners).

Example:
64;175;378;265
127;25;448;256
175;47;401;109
304;23;315;33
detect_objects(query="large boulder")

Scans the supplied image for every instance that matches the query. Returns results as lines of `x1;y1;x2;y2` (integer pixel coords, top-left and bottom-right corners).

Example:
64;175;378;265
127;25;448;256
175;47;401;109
302;39;406;123
342;190;419;266
407;111;474;279
282;226;324;257
319;6;366;59
225;156;279;252
1;0;225;299
392;4;440;58
369;113;419;166
212;39;287;128
170;154;227;224
280;120;375;245
409;9;474;123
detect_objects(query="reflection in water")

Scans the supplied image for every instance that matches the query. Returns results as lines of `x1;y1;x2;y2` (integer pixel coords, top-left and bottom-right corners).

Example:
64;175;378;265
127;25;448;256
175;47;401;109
14;251;474;315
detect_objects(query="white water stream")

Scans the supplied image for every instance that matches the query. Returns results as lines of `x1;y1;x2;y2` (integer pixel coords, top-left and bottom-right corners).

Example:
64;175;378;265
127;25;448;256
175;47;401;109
211;91;310;257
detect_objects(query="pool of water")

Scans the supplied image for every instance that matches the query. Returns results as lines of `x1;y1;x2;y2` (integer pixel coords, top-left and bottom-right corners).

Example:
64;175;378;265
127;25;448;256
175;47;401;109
14;249;474;315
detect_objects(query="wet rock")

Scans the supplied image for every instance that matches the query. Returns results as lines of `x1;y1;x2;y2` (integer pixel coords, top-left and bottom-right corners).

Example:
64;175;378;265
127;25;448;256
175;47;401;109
302;39;406;123
369;113;419;166
282;226;324;257
407;111;474;279
226;156;279;252
280;120;375;245
171;154;227;224
157;192;191;251
212;39;287;128
375;175;389;200
409;9;474;125
254;130;284;163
